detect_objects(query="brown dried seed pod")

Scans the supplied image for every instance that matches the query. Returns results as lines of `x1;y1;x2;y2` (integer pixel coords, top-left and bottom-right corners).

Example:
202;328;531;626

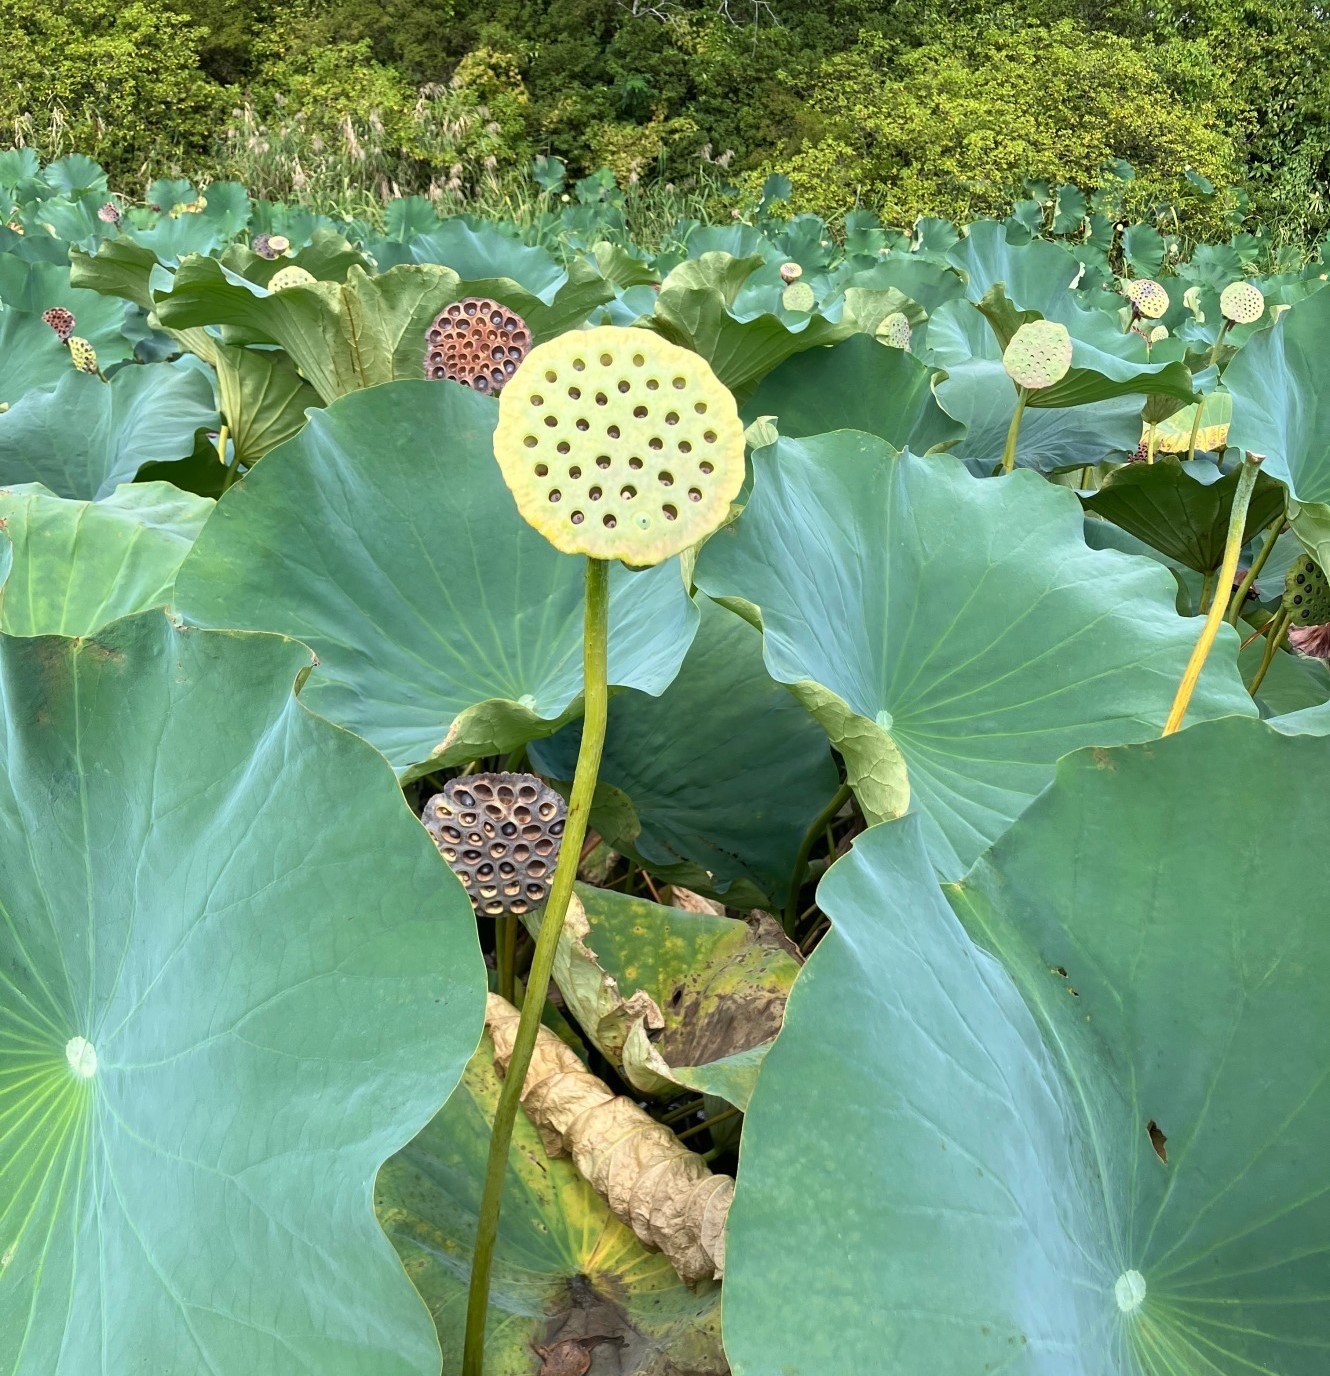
422;771;566;916
423;296;532;395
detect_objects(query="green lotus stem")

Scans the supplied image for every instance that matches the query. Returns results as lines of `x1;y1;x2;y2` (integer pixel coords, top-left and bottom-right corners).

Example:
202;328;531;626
496;914;517;1005
1198;570;1217;614
1146;421;1158;465
1248;607;1290;696
784;781;853;936
676;1103;742;1143
219;425;244;493
1000;388;1030;474
1226;517;1283;625
1206;319;1231;369
1185;398;1206;463
1163;455;1260;736
462;556;609;1376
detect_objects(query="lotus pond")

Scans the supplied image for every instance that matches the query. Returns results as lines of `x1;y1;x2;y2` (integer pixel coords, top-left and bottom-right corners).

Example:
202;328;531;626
2;151;1330;1375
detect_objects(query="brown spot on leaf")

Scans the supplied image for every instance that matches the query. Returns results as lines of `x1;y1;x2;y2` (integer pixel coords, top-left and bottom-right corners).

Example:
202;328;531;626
1148;1120;1168;1163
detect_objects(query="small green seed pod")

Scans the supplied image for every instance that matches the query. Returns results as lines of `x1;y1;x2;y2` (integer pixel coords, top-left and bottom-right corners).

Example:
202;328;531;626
268;265;317;292
1282;556;1330;627
1002;320;1073;390
878;312;912;350
1124;279;1170;320
1219;281;1264;325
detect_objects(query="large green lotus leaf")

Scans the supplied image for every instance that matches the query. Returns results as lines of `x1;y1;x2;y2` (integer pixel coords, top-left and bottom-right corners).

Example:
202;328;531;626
645;251;872;400
70;239;173;315
725;720;1330;1375
213;340;321;465
376;1026;726;1375
695;433;1253;877
947;220;1081;315
0;298;133;405
154;258;608;405
0;481;212;634
554;884;802;1109
1081;458;1287;572
173;380;697;777
742;334;963;454
1224;289;1330;503
0;363;217;499
929;301;1145;468
530;596;838;906
0;611;485;1375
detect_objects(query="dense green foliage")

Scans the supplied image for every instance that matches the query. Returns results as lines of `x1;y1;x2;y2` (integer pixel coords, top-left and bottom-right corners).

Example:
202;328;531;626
5;0;1328;237
5;151;1330;1373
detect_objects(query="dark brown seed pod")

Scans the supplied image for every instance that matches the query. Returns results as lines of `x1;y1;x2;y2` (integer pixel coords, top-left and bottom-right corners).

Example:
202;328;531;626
423;297;531;395
41;307;75;343
422;772;566;916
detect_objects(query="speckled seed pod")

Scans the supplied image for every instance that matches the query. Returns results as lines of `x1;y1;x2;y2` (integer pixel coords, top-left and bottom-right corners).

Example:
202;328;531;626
67;337;100;375
1002;320;1073;390
1219;281;1265;325
878;312;912;350
1124;278;1170;320
252;233;278;259
778;261;803;283
493;326;745;565
41;307;75;343
1282;556;1330;627
97;202;121;225
781;282;816;313
268;265;316;292
422;773;566;917
423;297;532;395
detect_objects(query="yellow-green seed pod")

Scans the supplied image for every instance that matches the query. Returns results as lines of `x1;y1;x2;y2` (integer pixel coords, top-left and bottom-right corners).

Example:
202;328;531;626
67;337;100;375
878;312;911;350
1219;281;1264;325
269;235;291;255
494;326;745;565
1148;324;1169;344
269;265;316;292
781;282;816;313
1124;278;1170;320
1002;321;1073;390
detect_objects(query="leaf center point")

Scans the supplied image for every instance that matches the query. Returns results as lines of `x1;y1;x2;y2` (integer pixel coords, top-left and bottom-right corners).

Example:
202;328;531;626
1114;1269;1146;1314
65;1036;98;1080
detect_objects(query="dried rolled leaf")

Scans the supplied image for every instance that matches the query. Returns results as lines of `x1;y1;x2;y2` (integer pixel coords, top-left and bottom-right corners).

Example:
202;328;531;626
487;993;732;1282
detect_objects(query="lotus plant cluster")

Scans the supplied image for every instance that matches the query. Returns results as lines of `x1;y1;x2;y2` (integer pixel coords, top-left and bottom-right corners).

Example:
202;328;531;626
2;149;1330;1376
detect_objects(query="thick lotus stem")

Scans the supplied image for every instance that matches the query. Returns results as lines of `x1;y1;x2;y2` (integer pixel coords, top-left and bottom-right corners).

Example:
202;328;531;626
462;556;609;1376
1163;455;1260;735
1001;389;1029;475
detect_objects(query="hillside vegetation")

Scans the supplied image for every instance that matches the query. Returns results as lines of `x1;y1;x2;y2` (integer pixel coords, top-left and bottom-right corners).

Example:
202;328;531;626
4;0;1328;237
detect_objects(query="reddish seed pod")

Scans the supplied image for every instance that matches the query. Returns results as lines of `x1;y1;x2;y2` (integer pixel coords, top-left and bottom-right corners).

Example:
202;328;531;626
423;297;531;395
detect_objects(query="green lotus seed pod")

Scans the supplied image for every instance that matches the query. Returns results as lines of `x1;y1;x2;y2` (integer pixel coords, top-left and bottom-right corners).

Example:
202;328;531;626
1002;321;1073;390
1148;324;1169;344
779;262;803;283
269;235;291;255
878;312;911;350
268;265;317;292
1124;278;1170;320
1219;281;1264;325
67;337;100;375
782;282;816;313
1282;556;1330;626
494;326;745;565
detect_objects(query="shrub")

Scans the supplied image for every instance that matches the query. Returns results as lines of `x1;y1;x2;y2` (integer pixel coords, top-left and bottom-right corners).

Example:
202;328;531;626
0;0;222;179
776;15;1240;231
